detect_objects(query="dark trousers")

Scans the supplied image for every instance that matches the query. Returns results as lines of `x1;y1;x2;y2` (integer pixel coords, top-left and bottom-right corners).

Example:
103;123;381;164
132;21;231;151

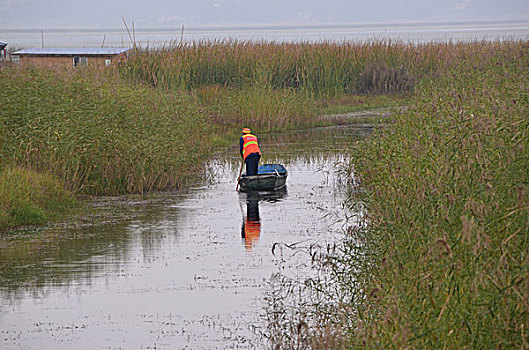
245;153;260;175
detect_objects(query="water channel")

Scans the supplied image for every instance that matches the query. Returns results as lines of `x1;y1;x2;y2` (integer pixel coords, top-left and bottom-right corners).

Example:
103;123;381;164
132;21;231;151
0;125;370;349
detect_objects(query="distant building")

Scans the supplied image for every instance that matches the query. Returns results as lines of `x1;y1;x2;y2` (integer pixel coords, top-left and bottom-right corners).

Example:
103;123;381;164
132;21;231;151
0;42;7;60
12;47;132;68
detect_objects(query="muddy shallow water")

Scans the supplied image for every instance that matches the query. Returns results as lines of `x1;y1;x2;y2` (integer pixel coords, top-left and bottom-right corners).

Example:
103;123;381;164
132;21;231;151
0;126;370;349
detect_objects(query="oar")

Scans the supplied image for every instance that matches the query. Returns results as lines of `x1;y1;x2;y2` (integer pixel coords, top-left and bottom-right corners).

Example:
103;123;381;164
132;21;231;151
235;160;244;191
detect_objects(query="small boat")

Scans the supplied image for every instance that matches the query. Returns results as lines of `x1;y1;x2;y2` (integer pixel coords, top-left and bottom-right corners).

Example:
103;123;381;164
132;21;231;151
238;164;288;192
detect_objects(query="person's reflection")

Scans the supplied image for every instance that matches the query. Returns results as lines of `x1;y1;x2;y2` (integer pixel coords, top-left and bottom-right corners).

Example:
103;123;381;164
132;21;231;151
241;192;261;251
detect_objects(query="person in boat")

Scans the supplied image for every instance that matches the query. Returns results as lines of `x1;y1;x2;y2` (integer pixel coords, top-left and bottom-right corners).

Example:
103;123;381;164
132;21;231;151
240;128;261;176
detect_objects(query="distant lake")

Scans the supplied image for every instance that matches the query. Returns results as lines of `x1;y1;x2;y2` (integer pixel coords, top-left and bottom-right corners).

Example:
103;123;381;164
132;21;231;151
1;20;529;48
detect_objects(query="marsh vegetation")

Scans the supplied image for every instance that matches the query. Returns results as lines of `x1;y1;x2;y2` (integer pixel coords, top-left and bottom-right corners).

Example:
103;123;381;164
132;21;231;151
0;39;417;228
263;40;529;348
1;38;528;348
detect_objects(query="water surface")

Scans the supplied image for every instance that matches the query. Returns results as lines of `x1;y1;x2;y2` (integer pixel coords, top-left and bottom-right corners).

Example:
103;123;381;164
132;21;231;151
0;126;369;349
2;21;528;48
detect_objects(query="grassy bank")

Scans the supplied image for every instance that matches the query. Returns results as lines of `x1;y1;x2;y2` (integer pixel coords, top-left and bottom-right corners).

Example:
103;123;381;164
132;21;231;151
273;41;529;347
0;67;217;230
0;167;77;229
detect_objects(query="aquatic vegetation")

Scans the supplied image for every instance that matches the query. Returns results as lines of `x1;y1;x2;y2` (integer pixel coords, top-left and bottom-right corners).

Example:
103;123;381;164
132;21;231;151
0;67;212;196
356;61;414;94
2;39;525;233
307;41;528;347
262;39;529;348
0;167;77;229
122;39;511;98
121;40;522;133
194;86;318;131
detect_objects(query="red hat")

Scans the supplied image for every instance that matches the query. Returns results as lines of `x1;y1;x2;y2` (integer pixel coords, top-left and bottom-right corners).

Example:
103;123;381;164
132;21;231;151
241;128;251;134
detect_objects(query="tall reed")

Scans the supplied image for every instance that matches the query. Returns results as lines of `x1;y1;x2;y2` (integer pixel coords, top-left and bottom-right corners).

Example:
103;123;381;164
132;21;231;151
193;85;318;132
336;41;528;347
122;40;517;98
0;67;212;195
261;39;529;348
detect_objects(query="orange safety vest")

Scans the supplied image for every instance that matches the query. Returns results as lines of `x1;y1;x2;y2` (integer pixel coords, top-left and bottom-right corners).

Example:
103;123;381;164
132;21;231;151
244;218;261;250
242;133;261;160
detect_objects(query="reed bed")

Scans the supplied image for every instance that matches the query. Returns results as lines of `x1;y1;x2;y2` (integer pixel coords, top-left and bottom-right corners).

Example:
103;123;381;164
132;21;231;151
121;39;516;99
193;85;318;131
0;67;212;196
264;40;529;348
120;40;524;135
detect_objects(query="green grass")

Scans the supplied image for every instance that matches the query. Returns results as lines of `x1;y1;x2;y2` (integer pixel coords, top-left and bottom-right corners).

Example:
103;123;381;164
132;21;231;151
0;167;77;229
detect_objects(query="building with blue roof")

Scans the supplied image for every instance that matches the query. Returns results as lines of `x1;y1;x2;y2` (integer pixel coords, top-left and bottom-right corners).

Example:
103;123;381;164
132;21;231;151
12;47;132;68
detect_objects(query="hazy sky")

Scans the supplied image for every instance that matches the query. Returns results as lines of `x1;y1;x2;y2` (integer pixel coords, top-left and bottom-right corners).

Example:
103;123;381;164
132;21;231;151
1;0;528;29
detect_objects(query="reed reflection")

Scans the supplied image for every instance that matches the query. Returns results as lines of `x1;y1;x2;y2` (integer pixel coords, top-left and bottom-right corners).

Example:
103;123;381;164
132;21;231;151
240;189;287;251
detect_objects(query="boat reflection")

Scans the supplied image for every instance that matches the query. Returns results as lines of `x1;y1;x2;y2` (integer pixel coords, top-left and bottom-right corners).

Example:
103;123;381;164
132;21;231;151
240;188;287;250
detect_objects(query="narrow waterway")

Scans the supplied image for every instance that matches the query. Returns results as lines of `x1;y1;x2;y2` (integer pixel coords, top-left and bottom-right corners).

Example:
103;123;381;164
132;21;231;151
0;125;370;349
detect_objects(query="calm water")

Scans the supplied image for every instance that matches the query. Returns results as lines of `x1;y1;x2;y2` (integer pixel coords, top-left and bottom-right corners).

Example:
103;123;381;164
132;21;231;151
1;21;529;48
0;126;369;349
